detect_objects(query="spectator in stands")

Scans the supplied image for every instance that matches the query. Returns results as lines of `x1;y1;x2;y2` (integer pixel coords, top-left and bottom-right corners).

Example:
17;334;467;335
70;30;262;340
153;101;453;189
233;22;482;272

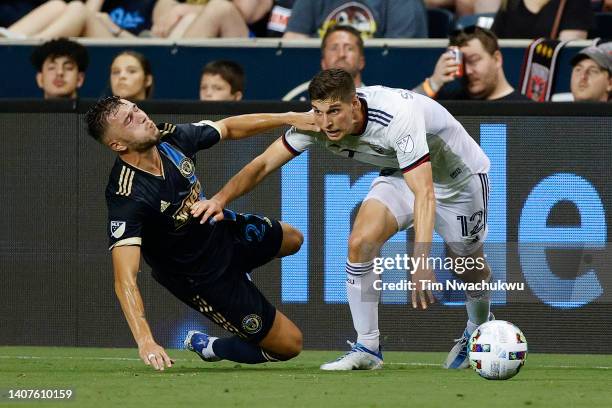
425;0;501;17
283;24;365;101
30;38;88;99
570;42;611;102
414;26;528;100
149;0;273;39
110;51;154;101
199;60;245;101
1;0;88;39
283;0;427;39
2;0;161;39
491;0;594;41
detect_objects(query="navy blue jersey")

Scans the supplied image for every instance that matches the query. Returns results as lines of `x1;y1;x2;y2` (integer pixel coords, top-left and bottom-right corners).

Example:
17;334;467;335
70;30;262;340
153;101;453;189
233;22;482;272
106;120;238;282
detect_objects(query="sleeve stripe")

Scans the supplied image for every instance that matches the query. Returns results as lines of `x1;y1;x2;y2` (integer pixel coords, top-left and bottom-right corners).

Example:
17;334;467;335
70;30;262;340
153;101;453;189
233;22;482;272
282;133;302;156
109;237;142;251
198;120;222;141
401;153;431;173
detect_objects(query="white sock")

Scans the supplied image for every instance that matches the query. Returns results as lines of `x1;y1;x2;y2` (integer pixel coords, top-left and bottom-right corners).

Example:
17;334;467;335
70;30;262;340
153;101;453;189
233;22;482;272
464;287;491;336
201;337;218;359
346;259;380;352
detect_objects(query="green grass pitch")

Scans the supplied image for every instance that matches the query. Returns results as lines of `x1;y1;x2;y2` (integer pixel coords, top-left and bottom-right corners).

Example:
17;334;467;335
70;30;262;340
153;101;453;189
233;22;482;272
1;347;611;408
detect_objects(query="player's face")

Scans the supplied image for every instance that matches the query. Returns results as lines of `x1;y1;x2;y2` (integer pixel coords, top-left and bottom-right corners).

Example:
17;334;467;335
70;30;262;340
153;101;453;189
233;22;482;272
106;100;160;152
110;54;152;101
199;74;242;101
36;56;84;99
461;39;499;100
571;59;611;102
311;97;358;141
321;31;365;79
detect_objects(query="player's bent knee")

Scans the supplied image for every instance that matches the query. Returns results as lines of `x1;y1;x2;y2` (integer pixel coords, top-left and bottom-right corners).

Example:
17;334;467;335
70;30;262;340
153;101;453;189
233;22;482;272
278;223;303;256
348;233;378;261
275;329;303;361
260;311;303;360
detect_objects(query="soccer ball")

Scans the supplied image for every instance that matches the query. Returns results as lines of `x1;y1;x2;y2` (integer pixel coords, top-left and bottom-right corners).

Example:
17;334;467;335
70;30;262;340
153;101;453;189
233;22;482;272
468;320;528;380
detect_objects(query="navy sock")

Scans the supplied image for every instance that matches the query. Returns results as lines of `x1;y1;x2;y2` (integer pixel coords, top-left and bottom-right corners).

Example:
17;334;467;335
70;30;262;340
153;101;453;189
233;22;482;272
211;336;278;364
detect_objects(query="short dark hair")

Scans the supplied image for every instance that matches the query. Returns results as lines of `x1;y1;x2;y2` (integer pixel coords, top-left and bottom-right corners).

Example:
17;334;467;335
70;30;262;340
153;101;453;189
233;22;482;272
111;50;154;98
450;26;499;55
85;96;124;142
31;38;89;72
201;60;245;94
321;25;364;56
308;68;356;102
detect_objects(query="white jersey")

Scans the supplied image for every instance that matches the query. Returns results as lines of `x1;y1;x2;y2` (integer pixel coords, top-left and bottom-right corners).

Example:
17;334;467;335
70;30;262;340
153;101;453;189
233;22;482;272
283;85;490;198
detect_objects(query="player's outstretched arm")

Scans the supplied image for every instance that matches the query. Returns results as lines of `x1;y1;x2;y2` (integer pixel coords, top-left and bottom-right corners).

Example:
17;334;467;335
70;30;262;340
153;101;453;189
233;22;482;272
215;112;319;140
191;137;295;223
112;246;173;371
403;162;437;310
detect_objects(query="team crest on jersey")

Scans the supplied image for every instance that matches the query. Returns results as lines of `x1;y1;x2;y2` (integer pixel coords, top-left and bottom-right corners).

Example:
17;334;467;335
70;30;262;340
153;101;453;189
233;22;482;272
178;158;195;178
242;314;262;334
110;221;126;239
397;135;414;153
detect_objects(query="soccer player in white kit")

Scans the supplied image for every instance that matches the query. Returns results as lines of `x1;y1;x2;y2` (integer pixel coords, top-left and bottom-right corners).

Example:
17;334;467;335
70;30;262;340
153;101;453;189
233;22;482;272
191;69;494;370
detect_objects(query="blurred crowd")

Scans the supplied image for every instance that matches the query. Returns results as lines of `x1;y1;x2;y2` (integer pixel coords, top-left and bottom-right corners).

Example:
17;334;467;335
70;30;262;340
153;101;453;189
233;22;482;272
1;0;609;41
2;0;610;102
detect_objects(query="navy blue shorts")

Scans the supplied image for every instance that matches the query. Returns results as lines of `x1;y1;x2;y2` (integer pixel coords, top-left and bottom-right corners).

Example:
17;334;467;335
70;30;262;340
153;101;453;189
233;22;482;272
155;213;283;344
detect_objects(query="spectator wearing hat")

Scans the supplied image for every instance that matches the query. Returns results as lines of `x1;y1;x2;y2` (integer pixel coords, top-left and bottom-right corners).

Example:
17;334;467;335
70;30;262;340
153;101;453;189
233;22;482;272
570;42;611;102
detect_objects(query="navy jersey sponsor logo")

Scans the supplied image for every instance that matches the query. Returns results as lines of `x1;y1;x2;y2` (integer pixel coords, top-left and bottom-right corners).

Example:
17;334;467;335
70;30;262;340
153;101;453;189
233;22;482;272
172;181;201;228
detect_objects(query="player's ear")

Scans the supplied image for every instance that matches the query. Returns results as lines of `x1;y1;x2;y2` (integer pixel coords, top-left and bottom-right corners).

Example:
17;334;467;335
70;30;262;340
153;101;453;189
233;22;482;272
493;50;503;69
76;72;85;89
108;139;127;152
35;72;44;89
233;91;243;101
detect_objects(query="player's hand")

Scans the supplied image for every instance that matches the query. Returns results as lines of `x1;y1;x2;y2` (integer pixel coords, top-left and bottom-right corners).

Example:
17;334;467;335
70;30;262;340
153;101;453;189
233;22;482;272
430;52;461;91
191;198;225;224
287;111;320;132
138;341;173;371
411;266;437;310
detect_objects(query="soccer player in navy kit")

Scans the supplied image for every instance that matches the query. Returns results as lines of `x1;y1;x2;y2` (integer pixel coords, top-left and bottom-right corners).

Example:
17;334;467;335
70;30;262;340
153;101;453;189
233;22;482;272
85;96;317;371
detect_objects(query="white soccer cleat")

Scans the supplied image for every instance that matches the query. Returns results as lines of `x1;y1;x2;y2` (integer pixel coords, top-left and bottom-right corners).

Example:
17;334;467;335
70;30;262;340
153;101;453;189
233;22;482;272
320;341;383;371
444;313;495;369
443;330;470;369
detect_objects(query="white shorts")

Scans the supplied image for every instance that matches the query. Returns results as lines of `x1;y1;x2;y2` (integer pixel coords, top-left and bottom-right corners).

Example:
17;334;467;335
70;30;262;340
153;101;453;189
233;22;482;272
364;173;489;256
